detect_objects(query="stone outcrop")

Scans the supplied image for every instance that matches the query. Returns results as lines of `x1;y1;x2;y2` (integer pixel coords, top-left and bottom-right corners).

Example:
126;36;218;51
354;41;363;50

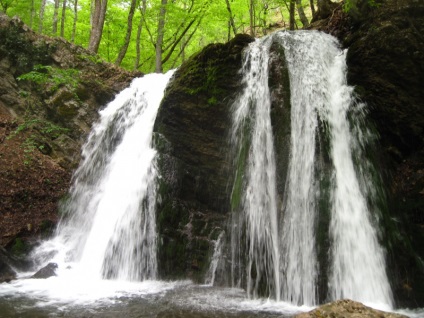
153;34;254;281
295;299;407;318
0;13;138;251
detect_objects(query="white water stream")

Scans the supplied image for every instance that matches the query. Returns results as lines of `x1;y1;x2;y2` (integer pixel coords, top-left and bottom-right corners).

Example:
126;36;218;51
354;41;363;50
230;37;281;300
326;44;393;306
229;30;393;308
33;70;174;283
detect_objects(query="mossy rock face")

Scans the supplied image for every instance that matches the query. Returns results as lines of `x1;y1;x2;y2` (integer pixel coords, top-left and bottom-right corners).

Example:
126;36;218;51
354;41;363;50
154;34;253;281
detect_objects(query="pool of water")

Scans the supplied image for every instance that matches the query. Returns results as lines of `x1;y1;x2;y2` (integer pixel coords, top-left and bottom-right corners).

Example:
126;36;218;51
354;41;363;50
0;278;312;318
1;276;423;318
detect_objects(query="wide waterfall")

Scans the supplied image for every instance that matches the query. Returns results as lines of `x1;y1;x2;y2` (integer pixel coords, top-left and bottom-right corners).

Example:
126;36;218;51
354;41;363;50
228;30;393;308
33;70;174;281
1;30;408;317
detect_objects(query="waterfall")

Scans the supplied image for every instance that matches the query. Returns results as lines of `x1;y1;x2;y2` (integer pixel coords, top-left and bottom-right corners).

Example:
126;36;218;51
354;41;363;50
229;30;393;307
230;37;281;300
326;47;393;306
35;71;174;281
204;231;225;286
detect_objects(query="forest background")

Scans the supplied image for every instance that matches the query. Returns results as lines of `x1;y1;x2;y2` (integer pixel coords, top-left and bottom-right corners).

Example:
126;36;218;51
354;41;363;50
0;0;324;73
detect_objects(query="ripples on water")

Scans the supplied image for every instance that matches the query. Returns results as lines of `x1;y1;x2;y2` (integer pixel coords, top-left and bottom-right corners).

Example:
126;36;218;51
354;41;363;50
0;279;313;317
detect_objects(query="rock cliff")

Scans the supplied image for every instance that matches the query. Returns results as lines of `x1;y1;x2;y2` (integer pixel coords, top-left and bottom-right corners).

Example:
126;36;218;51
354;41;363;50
153;34;254;280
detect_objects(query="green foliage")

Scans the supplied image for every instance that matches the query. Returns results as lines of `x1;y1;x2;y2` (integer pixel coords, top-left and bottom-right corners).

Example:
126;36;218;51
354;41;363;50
17;65;80;93
3;0;316;74
77;53;104;65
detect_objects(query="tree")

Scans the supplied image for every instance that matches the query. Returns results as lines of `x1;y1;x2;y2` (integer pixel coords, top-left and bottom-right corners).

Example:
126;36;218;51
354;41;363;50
225;0;237;36
39;0;47;33
115;0;137;66
88;0;108;53
155;0;167;73
60;0;68;37
53;0;60;34
0;0;15;13
249;0;256;36
310;0;316;16
134;0;147;70
289;0;295;30
71;0;78;43
296;0;309;27
30;0;35;28
2;0;317;73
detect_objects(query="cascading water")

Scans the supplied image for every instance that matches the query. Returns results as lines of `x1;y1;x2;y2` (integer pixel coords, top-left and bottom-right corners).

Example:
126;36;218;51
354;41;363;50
228;30;393;308
34;70;175;282
0;29;402;317
230;37;281;300
326;47;394;306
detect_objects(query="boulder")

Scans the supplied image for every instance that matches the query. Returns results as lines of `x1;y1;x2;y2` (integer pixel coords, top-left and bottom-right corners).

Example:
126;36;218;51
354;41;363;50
31;262;58;279
295;299;407;318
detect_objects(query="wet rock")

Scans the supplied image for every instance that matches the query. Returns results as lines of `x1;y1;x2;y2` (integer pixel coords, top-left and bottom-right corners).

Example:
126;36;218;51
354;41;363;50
295;299;407;318
0;247;17;283
31;262;58;279
154;34;254;281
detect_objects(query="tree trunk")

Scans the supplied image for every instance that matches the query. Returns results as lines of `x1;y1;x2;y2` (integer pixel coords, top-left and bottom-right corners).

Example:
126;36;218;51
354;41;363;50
60;0;67;37
155;0;167;73
134;0;147;70
289;0;295;30
53;0;60;35
71;0;78;42
225;0;237;36
296;0;309;27
38;0;46;33
88;0;108;53
115;0;137;66
249;0;255;37
30;0;35;28
0;0;13;13
310;0;316;16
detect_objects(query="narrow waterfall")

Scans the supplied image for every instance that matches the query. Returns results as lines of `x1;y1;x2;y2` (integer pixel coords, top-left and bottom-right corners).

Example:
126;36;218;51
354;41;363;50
326;47;394;306
230;37;281;300
229;30;393;307
276;32;325;306
36;71;174;281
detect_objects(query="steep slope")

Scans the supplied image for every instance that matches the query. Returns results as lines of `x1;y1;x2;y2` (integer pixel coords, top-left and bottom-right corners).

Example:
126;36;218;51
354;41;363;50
0;13;139;252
